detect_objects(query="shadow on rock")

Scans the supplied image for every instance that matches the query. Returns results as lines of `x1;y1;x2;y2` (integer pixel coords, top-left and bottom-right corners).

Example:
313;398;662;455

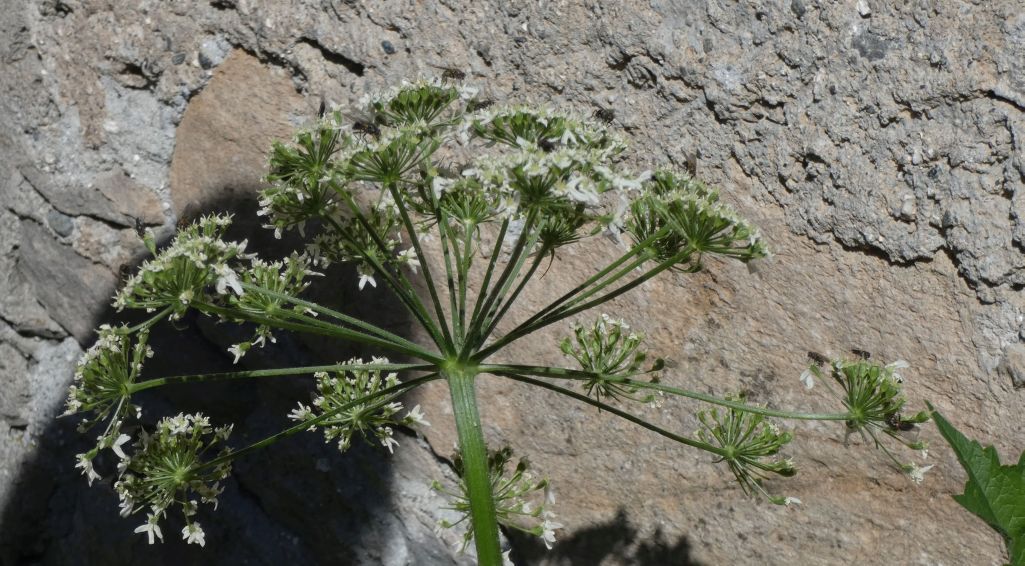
0;196;427;565
506;509;703;566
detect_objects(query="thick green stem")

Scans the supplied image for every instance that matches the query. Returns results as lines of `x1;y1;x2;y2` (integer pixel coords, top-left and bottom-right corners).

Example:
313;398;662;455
446;367;502;565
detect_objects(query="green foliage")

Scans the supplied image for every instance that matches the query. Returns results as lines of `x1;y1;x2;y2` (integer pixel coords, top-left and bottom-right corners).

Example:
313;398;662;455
931;405;1025;566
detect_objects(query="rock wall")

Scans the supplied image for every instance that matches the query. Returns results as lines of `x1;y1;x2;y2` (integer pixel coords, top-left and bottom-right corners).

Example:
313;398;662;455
1;1;1024;565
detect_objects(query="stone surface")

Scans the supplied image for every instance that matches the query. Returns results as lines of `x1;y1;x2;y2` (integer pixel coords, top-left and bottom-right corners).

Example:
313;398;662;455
168;50;312;215
0;1;1023;565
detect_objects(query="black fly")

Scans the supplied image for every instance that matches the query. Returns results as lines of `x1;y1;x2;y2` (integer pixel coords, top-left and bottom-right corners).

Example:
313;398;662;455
177;201;199;230
886;412;915;431
467;98;494;112
352;119;381;139
852;348;872;360
807;351;829;366
592;107;615;125
430;64;466;81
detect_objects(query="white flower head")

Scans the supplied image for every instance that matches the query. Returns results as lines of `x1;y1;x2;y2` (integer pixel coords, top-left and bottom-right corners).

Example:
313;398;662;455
405;404;430;427
213;264;244;296
75;453;101;486
907;463;934;485
134;516;164;544
540;515;563;549
886;359;910;383
111;433;132;460
357;266;377;290
227;342;250;364
799;368;815;390
182;522;206;547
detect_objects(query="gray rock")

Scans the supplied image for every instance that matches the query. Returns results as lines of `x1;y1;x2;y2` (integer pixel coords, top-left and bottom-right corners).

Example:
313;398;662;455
45;209;74;237
17;220;116;343
2;1;1025;565
198;36;231;70
999;343;1025;388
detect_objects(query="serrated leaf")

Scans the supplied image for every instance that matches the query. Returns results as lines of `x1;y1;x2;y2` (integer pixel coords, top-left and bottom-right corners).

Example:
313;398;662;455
929;402;1025;566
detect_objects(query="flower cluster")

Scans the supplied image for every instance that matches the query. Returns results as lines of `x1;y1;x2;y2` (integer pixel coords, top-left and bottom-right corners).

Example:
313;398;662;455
800;358;931;482
433;446;560;551
260;121;354;238
359;77;478;131
697;399;797;506
465;105;626;159
114;214;249;318
287;358;429;453
223;253;320;362
561;314;656;404
628;170;768;271
362;79;471;134
64;326;151;430
115;413;233;546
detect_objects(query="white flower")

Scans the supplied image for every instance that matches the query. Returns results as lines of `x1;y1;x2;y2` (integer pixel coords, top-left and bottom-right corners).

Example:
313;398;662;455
406;404;430;427
75;453;101;486
111;433;132;460
227;343;249;364
288;402;314;422
908;463;934;485
397;248;421;274
380;429;399;453
134;518;164;544
782;496;801;506
540;516;563;549
182;523;206;547
213;264;244;296
887;359;910;383
357;268;377;290
799;368;815;390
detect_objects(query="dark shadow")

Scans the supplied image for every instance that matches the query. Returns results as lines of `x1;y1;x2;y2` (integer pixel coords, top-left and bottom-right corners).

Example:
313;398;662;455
0;194;421;565
505;509;704;566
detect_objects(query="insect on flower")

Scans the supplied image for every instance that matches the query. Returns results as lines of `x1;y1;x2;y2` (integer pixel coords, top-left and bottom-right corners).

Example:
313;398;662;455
430;64;467;81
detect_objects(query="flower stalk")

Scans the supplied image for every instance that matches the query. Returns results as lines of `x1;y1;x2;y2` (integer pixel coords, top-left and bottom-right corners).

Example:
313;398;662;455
446;366;503;564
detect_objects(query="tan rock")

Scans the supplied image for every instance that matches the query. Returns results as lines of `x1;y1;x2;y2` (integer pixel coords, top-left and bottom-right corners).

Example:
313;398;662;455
169;50;312;216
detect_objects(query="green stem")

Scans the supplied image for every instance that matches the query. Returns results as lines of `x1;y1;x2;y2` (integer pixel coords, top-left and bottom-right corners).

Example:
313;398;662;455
326;195;447;350
201;373;439;470
387;182;456;352
468;219;509;333
436;209;463;345
458;221;475;345
464;213;538;354
482;364;853;421
113;305;175;334
194;302;435;362
494;372;728;457
476;247;690;361
129;362;433;394
446;367;502;565
239;282;429;358
505;229;668;337
478;249;545;346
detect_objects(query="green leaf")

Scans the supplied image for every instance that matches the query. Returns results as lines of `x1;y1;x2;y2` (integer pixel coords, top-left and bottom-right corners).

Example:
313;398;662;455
929;402;1025;565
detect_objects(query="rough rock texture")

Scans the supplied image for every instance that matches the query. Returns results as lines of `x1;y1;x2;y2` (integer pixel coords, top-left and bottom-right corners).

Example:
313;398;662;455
1;1;1024;565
